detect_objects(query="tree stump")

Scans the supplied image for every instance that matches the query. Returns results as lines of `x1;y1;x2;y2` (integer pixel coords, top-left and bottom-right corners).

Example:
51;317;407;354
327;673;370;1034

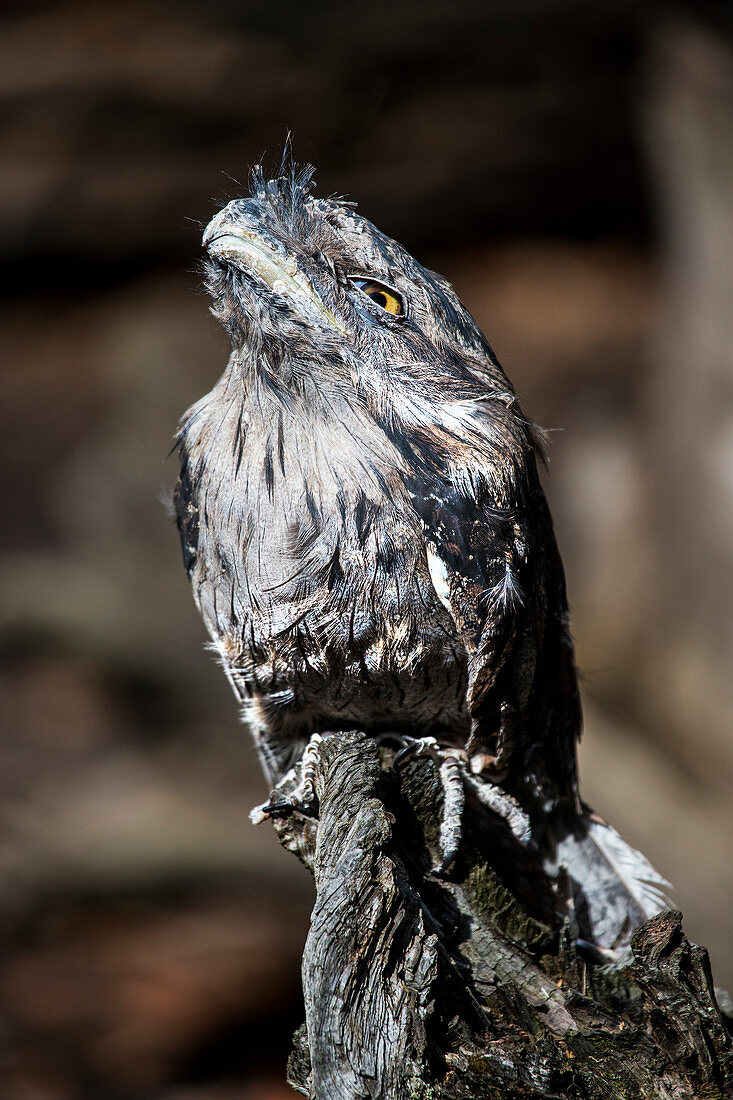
266;730;732;1100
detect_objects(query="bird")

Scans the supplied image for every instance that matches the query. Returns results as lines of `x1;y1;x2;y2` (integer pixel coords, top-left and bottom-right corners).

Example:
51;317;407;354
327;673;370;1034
174;163;669;950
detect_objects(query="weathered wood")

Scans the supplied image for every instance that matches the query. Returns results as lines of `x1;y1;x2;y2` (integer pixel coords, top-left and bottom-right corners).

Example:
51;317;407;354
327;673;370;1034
267;731;732;1100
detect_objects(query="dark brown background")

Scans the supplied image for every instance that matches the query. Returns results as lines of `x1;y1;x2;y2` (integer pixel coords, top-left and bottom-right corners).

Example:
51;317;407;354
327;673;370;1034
2;2;733;1097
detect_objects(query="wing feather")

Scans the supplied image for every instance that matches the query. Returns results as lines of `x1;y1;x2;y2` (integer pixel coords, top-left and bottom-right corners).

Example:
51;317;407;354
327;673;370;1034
400;397;580;803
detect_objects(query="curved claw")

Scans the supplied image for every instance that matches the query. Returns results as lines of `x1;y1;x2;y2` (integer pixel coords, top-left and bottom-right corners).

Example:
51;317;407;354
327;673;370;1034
249;798;300;825
431;856;458;879
393;742;419;766
393;735;440;766
250;732;325;826
576;939;620;964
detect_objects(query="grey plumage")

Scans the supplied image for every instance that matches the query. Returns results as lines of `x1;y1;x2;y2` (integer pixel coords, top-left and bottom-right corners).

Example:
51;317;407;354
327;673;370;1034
174;164;668;950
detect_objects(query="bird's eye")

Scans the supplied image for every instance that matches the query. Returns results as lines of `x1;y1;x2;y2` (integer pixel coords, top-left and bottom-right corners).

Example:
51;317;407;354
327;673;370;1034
350;277;405;317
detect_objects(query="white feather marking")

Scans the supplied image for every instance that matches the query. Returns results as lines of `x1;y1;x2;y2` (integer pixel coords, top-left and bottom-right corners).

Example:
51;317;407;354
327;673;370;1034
586;819;672;920
426;545;453;615
435;399;484;434
490;560;524;611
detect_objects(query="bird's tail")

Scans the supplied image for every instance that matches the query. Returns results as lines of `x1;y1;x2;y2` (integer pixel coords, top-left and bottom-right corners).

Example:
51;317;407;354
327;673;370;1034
543;807;672;954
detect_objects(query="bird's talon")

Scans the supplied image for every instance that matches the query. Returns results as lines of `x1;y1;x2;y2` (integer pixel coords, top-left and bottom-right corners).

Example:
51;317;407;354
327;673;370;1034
433;849;458;876
394;735;440;766
575;939;620;964
430;855;459;880
249;798;298;824
393;742;419;766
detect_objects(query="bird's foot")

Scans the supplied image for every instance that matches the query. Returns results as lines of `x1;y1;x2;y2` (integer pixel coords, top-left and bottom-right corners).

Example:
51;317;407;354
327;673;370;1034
393;736;532;872
392;733;441;765
249;733;323;825
392;737;467;873
464;772;532;846
289;732;323;809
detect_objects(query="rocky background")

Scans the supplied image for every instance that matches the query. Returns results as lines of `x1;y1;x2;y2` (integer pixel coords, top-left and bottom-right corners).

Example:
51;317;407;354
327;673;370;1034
2;2;733;1097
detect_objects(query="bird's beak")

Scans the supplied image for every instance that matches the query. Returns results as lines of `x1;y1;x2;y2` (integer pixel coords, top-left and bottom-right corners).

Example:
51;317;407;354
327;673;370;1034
203;219;347;335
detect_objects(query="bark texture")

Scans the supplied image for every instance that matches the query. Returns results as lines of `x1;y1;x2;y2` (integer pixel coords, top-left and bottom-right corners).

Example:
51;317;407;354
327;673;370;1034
268;731;733;1100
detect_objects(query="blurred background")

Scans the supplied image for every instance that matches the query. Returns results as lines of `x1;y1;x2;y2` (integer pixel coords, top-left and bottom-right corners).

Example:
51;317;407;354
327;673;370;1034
2;1;733;1096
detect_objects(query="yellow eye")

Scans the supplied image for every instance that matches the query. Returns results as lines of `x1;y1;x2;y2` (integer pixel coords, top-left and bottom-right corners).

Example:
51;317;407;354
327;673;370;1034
350;277;405;316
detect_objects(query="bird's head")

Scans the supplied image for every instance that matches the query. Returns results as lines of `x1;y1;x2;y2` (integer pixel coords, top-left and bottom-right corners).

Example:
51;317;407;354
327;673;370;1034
202;164;516;425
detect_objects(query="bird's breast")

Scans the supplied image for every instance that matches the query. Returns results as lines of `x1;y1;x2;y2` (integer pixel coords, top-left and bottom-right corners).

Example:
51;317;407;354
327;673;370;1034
187;383;472;740
226;485;469;739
